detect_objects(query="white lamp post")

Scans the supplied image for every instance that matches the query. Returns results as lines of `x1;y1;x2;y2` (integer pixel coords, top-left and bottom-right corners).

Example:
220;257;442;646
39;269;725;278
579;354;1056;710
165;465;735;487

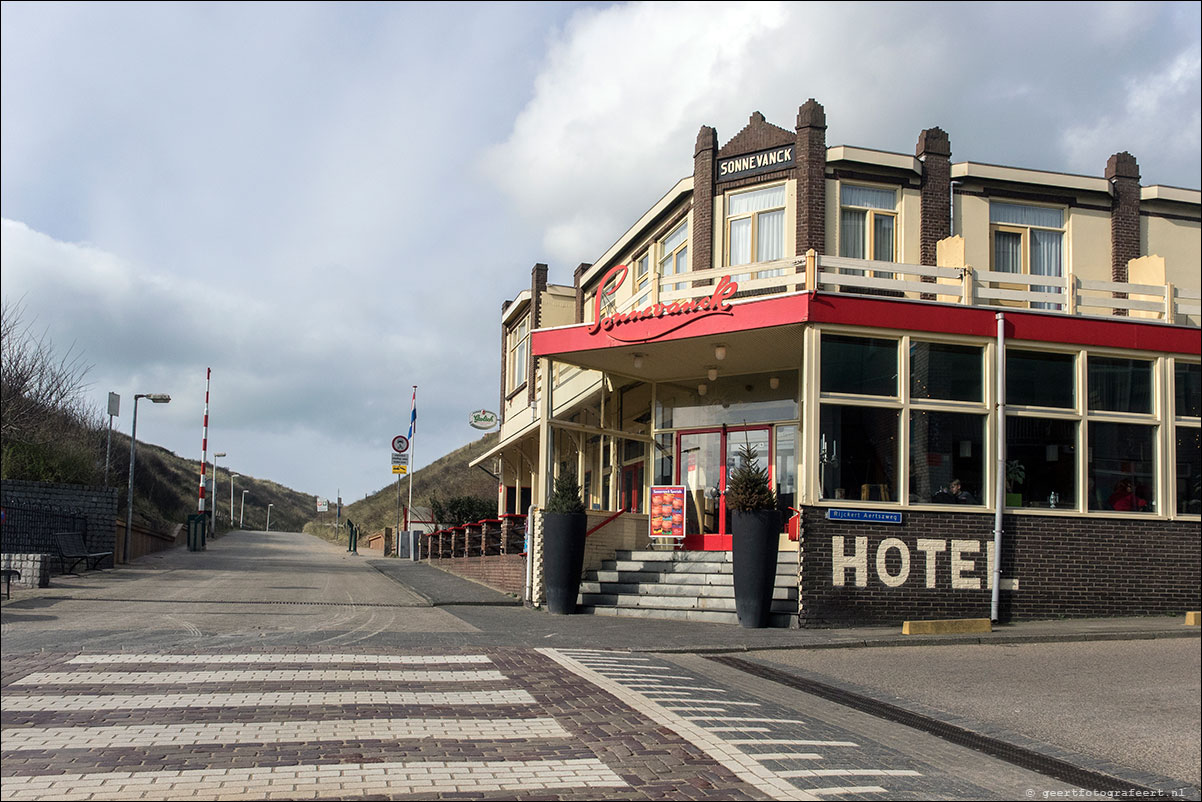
212;452;226;532
240;490;248;528
125;393;171;563
230;473;239;526
266;503;274;533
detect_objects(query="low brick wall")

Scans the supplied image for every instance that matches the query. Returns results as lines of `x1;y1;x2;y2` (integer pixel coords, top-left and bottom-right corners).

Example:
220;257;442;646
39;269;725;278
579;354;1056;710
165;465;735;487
434;554;525;596
2;479;118;571
1;553;50;589
798;507;1201;626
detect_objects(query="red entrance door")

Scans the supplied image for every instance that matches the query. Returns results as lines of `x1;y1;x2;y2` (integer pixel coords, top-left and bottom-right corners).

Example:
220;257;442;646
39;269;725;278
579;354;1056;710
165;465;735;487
621;461;644;513
677;426;772;550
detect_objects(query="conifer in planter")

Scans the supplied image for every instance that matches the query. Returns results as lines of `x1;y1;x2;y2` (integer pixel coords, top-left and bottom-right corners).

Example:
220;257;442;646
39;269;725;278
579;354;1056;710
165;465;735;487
542;471;587;615
726;442;780;628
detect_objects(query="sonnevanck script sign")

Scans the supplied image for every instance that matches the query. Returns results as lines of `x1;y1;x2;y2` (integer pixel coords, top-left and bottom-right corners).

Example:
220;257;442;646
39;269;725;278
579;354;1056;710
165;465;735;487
717;145;794;182
588;264;738;343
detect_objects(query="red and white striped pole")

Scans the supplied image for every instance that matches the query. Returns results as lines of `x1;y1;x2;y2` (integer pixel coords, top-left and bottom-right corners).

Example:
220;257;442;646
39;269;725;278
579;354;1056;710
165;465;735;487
198;367;211;519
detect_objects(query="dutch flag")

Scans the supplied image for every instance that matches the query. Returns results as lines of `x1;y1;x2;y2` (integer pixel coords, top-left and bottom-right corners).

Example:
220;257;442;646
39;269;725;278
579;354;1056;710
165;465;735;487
407;387;417;441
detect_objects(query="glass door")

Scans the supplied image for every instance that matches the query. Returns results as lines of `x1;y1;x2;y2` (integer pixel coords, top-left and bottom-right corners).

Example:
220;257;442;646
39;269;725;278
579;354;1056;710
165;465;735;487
677;426;772;550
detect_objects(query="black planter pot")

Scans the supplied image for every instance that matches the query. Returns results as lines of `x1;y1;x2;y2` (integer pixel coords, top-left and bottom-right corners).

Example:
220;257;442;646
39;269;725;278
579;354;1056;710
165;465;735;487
543;512;587;614
731;509;781;628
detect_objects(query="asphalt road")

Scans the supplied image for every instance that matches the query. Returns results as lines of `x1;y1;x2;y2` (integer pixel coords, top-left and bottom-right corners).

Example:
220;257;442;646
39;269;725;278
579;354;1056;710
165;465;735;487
2;529;1198;801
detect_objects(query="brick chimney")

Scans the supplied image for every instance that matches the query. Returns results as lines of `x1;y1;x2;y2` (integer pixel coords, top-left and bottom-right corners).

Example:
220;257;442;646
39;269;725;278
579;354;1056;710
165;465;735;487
693;125;718;272
1106;152;1141;284
795;99;827;254
917;127;952;266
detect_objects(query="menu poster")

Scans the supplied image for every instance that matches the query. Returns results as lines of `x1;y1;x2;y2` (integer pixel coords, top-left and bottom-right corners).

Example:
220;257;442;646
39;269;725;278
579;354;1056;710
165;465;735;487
649;485;686;539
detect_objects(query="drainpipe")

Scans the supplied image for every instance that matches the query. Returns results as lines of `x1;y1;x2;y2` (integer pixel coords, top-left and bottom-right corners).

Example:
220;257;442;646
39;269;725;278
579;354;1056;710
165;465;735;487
992;312;1005;622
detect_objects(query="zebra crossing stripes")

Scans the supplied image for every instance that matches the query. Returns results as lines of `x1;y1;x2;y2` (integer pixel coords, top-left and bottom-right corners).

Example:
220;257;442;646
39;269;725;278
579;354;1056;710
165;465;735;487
15;668;506;685
1;651;630;801
551;648;933;801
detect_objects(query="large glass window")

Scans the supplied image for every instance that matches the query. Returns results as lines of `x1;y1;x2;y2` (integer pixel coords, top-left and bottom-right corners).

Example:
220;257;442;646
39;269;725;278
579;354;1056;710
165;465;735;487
1177;362;1201;418
656;371;798;430
820;405;899;501
910;342;983;402
727;185;785;276
658;220;689;293
990;201;1064;309
1088;422;1156;513
1177;427;1201;515
910;412;985;505
775;425;797;521
1089;357;1152;414
634;252;651;307
1007;350;1074;409
1006;417;1076;509
822;335;897;396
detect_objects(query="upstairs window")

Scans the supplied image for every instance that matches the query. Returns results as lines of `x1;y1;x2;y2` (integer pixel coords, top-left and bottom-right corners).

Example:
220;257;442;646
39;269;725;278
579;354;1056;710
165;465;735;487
990;201;1064;309
634;252;651;307
507;316;529;392
727;184;786;269
658;220;689;293
839;185;896;262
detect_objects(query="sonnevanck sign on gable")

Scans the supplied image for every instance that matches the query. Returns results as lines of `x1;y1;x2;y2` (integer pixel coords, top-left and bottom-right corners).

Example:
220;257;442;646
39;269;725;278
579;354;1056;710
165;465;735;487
718;145;795;182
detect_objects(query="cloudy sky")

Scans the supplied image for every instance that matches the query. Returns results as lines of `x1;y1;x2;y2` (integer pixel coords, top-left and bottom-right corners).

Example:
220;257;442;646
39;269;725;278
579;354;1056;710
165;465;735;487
3;1;1199;504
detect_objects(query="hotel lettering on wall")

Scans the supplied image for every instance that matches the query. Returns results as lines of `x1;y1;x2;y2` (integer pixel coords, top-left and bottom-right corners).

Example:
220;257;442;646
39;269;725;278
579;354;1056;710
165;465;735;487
831;535;1008;591
717;145;795;182
588;263;739;343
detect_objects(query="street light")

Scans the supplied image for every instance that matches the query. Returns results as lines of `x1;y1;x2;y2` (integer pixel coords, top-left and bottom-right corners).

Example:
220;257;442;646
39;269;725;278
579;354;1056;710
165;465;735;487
230;473;239;526
212;452;226;533
266;503;274;533
125;393;171;563
240;490;248;528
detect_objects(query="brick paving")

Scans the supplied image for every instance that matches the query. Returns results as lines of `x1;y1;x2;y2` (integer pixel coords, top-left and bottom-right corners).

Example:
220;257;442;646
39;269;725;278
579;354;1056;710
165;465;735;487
2;648;768;801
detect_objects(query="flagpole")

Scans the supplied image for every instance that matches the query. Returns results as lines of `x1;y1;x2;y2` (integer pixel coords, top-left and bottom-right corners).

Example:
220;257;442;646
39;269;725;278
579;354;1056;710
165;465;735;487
407;385;417;561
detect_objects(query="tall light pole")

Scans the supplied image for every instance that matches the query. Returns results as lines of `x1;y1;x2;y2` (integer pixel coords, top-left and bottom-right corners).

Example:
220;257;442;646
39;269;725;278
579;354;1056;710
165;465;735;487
212;452;226;533
125;393;171;563
230;473;239;526
266;503;274;533
240;490;248;528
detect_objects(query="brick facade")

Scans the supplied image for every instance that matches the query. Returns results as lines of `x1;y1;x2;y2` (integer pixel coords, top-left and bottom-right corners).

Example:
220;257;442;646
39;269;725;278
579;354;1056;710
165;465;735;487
692;125;717;273
1;479;119;572
431;554;525;597
798;507;1200;626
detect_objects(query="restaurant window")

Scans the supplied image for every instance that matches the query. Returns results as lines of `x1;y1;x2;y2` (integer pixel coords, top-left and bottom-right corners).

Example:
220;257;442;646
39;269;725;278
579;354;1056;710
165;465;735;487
1088;422;1156;513
990;201;1064;309
1006;417;1077;509
1088;356;1152;414
910;341;983;403
658;220;689;294
820;405;899;502
507;316;529;392
839;185;896;262
910;411;986;505
727;184;786;278
821;334;898;397
1007;350;1074;409
1174;361;1201;515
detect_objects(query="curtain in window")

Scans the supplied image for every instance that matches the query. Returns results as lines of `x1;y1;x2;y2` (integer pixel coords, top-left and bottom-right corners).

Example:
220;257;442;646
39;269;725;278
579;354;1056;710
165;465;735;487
1030;228;1062;308
993;230;1023;274
840;210;866;259
757;209;785;262
872;214;894;263
990;202;1063;228
730;185;785;215
841;185;896;210
729;217;752;266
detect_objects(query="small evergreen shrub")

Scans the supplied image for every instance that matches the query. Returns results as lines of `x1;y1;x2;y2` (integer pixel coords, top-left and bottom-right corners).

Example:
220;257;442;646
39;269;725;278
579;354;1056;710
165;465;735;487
725;442;776;512
545;471;586;515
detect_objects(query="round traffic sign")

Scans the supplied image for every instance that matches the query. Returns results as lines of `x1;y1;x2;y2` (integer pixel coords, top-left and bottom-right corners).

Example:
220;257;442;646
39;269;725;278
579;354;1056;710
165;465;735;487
391;435;410;454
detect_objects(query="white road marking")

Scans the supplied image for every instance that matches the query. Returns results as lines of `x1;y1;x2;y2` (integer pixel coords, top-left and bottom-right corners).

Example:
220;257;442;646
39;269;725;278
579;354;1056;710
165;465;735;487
67;653;493;665
15;669;505;685
0;688;536;712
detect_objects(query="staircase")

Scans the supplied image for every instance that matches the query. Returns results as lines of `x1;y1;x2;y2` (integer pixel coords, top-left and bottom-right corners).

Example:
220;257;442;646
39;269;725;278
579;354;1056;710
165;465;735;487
577;549;798;627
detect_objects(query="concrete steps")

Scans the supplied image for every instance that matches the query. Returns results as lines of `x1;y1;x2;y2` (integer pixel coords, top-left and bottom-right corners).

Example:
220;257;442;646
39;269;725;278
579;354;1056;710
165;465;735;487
577;549;798;627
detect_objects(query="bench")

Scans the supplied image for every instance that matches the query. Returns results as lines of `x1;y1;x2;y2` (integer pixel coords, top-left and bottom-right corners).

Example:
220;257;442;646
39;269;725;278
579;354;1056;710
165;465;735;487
54;532;113;574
